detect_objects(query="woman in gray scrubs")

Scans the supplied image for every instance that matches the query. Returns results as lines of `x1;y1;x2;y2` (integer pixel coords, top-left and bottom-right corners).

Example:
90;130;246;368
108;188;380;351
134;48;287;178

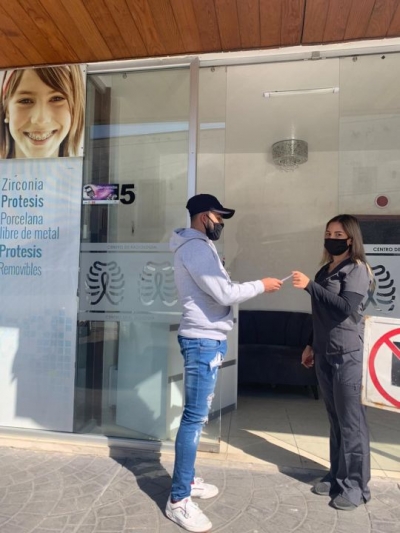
292;214;372;511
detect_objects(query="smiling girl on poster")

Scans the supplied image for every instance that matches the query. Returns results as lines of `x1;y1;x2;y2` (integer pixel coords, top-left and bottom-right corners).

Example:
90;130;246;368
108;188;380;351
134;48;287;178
0;65;85;159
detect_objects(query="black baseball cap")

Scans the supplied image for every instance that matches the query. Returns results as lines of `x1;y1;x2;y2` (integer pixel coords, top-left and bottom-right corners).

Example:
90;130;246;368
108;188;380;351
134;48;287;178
186;194;235;219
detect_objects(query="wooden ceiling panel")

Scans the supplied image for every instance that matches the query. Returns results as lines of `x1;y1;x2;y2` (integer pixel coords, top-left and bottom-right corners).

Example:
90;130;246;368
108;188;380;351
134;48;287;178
302;0;329;44
146;0;185;55
126;0;168;56
366;0;400;38
169;0;202;52
387;2;400;36
0;32;30;67
324;0;353;43
191;0;221;52
104;0;151;57
18;0;79;63
345;0;376;40
0;4;46;65
1;1;71;66
84;0;147;59
237;0;261;48
260;0;282;48
39;0;111;62
1;0;400;70
214;0;241;51
280;0;305;46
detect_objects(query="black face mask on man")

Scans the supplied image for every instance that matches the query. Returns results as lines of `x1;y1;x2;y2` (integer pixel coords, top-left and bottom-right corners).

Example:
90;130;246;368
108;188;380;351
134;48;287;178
324;238;350;256
204;215;224;241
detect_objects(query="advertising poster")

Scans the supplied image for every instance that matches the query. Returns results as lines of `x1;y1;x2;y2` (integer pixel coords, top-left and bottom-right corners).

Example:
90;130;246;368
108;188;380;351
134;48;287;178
0;65;86;160
0;64;86;431
82;183;119;204
363;244;400;318
0;158;82;431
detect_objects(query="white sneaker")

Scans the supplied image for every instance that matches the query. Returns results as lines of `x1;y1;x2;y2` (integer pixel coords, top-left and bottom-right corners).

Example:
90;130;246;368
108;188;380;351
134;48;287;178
191;477;219;499
165;496;212;532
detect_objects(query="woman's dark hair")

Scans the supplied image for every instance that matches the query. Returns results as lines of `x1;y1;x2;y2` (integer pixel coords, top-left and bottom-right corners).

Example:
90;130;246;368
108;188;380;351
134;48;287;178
321;214;375;284
321;214;366;264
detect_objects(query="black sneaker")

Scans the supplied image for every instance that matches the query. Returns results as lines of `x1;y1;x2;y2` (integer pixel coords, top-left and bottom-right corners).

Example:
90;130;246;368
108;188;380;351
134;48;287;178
331;494;358;511
312;481;331;496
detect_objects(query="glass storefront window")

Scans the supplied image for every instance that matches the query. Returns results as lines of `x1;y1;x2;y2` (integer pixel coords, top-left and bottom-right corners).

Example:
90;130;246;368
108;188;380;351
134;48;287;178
1;48;400;444
75;68;191;441
339;53;400;319
339;53;400;216
69;51;400;446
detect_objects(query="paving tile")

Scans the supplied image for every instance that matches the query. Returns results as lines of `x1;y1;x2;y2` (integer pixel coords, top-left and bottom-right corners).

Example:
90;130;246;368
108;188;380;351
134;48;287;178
0;446;399;533
39;515;69;529
0;525;30;533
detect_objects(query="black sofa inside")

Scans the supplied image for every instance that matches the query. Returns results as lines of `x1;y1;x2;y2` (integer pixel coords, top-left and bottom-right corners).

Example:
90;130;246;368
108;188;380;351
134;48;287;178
238;310;319;399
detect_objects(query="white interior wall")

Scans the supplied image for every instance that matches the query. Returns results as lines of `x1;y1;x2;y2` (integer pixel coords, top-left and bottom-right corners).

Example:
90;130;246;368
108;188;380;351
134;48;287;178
224;152;338;312
89;52;400;311
197;65;227;199
109;131;188;243
198;54;400;312
339;54;400;214
199;60;340;312
106;69;190;243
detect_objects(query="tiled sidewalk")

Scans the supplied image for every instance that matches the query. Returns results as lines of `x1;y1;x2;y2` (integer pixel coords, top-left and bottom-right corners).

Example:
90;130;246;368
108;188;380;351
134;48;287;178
0;446;399;533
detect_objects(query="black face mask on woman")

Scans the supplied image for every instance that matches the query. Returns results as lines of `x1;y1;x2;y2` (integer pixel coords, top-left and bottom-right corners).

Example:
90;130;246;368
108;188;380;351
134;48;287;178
204;216;224;241
324;238;350;256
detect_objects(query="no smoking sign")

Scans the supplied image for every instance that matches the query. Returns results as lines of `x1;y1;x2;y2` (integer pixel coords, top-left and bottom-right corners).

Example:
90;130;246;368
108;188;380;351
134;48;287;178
363;316;400;412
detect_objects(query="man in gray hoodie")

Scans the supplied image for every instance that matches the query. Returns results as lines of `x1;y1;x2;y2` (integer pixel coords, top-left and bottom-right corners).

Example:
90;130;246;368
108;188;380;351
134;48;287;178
165;194;282;532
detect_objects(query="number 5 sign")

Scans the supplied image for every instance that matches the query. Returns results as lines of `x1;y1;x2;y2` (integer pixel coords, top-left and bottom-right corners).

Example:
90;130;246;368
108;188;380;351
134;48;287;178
362;315;400;412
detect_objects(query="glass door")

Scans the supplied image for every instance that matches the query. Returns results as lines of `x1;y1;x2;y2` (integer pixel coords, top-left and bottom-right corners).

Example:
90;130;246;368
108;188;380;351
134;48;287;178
75;62;225;449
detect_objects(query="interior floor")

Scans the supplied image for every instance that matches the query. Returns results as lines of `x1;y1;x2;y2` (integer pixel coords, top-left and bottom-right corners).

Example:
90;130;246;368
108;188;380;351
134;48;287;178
212;384;400;478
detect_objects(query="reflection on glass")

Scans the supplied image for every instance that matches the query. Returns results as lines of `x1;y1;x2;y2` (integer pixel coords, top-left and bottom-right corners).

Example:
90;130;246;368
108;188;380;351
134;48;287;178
75;69;191;442
339;54;400;320
339;54;400;216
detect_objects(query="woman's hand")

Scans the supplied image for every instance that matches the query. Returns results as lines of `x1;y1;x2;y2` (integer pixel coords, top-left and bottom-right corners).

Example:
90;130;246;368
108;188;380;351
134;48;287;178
301;345;314;368
292;271;310;290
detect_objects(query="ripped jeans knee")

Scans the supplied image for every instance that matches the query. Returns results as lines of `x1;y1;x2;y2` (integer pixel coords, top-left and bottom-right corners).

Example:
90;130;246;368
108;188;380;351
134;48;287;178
171;336;228;501
178;336;227;427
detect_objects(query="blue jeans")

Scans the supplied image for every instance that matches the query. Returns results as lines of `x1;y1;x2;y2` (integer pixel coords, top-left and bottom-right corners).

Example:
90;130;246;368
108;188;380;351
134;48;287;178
170;335;227;502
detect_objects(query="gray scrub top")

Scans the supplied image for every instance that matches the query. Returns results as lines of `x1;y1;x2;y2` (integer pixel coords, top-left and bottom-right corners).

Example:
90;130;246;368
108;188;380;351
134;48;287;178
306;258;371;356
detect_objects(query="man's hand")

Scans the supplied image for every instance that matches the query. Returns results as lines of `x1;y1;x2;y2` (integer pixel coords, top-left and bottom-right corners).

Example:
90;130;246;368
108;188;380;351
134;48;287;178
292;271;310;289
301;345;314;368
261;278;283;292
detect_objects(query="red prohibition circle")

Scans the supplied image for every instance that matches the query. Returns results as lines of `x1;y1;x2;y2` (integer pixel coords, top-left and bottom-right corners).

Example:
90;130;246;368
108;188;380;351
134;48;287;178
375;195;389;208
368;328;400;408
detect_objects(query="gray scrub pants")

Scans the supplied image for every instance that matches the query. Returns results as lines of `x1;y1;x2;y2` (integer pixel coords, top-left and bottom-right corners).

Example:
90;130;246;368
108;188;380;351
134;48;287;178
315;348;371;506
